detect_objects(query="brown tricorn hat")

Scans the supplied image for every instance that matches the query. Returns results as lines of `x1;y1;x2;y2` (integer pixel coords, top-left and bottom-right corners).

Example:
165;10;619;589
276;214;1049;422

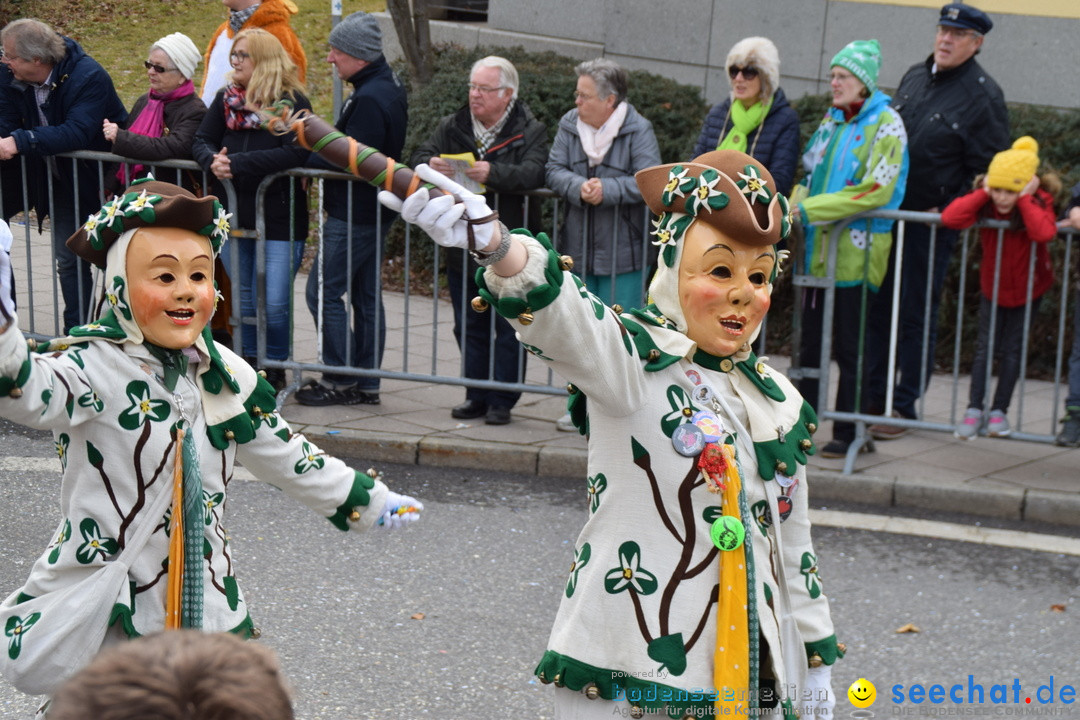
635;149;790;252
66;178;231;269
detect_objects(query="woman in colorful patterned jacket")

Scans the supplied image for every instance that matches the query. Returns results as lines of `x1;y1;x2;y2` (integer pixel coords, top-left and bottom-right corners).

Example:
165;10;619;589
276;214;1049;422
0;181;420;703
380;150;840;718
791;39;909;459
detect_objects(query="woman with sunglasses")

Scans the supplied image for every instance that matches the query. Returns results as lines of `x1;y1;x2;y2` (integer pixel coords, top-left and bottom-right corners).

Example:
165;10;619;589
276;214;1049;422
690;37;800;197
102;33;206;195
192;28;311;389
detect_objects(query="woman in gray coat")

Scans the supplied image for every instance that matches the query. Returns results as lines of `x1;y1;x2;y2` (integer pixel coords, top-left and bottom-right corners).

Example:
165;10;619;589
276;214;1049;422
546;58;661;312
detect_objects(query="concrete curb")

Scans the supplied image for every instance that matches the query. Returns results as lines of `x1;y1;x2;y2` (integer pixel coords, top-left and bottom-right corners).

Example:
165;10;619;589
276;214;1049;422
297;425;1080;529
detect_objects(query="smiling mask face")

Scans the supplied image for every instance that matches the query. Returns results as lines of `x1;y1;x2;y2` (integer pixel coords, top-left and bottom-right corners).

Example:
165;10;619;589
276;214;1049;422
126;227;216;349
677;221;776;357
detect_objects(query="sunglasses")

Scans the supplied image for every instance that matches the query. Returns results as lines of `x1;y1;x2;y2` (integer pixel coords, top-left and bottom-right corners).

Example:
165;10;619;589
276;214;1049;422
728;65;759;80
144;60;177;74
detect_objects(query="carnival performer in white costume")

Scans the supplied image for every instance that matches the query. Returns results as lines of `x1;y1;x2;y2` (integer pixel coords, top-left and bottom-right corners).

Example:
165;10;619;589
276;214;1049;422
0;180;421;701
381;150;840;718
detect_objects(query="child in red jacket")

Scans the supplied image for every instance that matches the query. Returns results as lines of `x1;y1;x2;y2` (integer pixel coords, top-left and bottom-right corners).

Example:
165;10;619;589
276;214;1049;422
941;136;1058;439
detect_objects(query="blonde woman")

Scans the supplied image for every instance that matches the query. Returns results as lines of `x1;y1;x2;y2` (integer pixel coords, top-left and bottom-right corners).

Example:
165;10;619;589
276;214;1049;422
691;37;800;196
192;28;310;388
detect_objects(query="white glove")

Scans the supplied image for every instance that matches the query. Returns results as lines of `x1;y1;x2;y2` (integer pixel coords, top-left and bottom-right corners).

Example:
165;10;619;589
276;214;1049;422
378;490;423;530
378;163;497;252
0;220;14;325
802;664;835;718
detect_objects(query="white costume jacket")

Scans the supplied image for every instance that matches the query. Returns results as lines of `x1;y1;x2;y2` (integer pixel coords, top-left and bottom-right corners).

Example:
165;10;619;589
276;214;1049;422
480;233;840;716
0;315;387;644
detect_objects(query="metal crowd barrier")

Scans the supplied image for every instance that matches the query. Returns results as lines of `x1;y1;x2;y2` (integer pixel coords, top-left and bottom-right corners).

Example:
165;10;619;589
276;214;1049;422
788;208;1077;474
8;153;1076;473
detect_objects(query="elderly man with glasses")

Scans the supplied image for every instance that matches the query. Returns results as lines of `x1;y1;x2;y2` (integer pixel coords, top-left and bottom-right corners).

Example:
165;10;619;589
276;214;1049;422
862;2;1009;439
410;56;549;426
0;18;127;333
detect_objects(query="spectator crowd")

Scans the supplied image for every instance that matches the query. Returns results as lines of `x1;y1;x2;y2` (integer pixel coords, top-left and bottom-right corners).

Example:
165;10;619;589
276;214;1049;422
2;1;1079;448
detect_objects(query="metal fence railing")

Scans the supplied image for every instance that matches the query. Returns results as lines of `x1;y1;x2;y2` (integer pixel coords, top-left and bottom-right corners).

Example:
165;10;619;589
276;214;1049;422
787;208;1077;474
5;152;1077;476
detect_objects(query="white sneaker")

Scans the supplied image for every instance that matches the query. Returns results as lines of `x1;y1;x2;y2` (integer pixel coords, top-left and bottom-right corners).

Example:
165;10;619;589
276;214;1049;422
954;407;982;440
555;412;576;432
987;410;1011;437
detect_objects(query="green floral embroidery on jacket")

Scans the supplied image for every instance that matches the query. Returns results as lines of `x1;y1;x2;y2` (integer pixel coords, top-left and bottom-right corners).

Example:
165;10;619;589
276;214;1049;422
75;518;119;564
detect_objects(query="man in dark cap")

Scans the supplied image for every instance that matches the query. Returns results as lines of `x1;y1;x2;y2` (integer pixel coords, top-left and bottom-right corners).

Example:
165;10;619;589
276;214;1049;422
296;12;408;406
864;2;1009;439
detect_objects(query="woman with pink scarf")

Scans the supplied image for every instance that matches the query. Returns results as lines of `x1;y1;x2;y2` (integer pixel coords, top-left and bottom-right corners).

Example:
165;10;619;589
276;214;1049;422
102;32;207;194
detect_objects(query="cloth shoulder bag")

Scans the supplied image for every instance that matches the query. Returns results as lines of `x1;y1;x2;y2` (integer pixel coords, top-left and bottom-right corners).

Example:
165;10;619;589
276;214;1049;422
0;482;175;696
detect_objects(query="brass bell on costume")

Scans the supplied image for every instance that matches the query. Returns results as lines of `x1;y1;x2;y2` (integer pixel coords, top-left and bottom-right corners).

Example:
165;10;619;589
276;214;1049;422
517;310;534;325
612;304;623;314
8;387;22;398
471;296;489;313
630;706;645;719
806;422;817;434
809;653;823;668
775;460;788;474
225;430;236;440
558;255;574;271
585;684;600;700
647;349;660;361
799;438;813;451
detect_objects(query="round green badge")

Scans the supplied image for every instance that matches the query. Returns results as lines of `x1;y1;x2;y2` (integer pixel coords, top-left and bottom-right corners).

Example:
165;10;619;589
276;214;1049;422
710;515;745;551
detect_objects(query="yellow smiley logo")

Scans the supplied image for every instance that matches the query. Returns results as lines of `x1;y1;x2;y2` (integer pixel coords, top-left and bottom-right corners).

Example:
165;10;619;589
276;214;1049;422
848;678;877;708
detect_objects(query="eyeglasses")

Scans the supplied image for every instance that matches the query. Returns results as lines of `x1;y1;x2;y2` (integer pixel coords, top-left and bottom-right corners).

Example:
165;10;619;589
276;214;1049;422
143;60;178;74
0;48;20;62
728;65;759;80
229;51;251;63
467;82;505;94
936;25;978;39
574;91;596;101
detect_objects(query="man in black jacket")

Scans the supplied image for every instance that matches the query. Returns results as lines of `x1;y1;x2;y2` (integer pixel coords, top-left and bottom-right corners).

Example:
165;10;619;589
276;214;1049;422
297;12;407;406
410;56;548;425
865;2;1009;438
0;18;127;332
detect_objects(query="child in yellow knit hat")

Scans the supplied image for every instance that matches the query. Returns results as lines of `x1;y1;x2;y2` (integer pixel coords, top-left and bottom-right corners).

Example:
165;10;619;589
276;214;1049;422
941;136;1060;439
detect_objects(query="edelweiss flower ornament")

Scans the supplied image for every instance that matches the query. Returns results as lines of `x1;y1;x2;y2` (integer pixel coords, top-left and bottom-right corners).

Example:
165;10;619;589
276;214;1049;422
634;150;791;333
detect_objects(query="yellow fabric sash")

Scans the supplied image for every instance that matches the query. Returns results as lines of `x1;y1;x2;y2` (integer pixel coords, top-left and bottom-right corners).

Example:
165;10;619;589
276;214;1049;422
165;427;185;629
713;443;749;714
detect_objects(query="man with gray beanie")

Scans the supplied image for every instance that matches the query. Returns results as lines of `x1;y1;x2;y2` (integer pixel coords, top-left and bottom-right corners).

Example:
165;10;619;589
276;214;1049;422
297;12;408;406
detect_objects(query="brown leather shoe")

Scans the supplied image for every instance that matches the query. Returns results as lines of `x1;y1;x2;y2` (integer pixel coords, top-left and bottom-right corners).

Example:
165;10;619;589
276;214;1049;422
869;410;912;440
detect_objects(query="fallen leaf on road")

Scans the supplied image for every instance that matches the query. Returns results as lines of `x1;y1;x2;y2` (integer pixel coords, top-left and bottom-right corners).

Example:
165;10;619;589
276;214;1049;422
411;612;425;620
1051;604;1066;612
895;623;921;633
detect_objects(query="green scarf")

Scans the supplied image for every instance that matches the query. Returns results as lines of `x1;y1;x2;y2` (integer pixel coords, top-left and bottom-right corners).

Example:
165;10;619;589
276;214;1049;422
717;99;770;153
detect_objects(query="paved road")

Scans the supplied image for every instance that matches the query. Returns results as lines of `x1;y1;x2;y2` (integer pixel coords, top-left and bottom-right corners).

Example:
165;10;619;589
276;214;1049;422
0;419;1078;718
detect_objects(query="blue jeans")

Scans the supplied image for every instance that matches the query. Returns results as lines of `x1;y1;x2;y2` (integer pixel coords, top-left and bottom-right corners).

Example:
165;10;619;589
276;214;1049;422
1067;288;1080;410
52;191;94;333
304;217;386;391
446;249;524;410
222;238;303;362
865;222;958;418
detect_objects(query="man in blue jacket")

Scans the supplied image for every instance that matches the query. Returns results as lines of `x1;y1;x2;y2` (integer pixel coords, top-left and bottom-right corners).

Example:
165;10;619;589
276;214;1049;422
298;12;408;406
0;18;127;333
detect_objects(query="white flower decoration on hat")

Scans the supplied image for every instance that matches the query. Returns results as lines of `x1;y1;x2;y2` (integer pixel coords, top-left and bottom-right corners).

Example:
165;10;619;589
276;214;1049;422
737;165;771;205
